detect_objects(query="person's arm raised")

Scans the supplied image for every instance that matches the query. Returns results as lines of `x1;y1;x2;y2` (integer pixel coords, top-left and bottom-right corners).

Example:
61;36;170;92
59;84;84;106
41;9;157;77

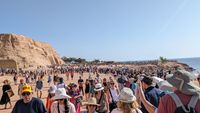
137;80;156;113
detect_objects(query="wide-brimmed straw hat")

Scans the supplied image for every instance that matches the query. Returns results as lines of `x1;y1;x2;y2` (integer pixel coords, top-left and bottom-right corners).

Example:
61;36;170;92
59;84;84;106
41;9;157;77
94;83;104;91
84;97;100;106
166;70;200;95
51;88;71;100
118;87;136;103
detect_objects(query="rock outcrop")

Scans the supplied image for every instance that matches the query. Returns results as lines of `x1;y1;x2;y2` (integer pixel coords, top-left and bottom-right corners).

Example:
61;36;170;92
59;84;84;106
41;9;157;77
0;34;64;69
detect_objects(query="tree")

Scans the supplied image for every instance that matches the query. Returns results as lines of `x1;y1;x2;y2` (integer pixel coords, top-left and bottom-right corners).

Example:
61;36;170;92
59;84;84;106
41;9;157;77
75;58;87;64
159;56;167;63
90;59;101;64
61;57;87;64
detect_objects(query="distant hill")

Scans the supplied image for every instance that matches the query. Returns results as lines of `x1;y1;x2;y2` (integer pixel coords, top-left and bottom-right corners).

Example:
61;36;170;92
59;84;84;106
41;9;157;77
0;33;64;69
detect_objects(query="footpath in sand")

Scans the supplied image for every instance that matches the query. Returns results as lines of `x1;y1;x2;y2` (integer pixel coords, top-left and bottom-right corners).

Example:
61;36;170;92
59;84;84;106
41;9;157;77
0;72;113;113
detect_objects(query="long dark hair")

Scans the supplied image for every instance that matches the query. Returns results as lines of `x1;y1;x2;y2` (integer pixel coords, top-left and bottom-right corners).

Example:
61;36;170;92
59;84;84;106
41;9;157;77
64;99;69;113
47;93;55;98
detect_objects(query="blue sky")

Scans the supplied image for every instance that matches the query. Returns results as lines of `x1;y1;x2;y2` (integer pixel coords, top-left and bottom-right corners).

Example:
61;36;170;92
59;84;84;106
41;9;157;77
0;0;200;61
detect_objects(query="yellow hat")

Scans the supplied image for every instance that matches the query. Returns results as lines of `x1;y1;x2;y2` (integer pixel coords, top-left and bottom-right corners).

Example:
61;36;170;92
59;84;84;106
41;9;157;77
22;84;33;93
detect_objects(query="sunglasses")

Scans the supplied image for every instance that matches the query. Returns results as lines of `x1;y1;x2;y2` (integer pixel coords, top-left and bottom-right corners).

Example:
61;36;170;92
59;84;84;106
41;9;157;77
58;99;64;101
22;92;31;96
88;105;96;107
96;90;102;93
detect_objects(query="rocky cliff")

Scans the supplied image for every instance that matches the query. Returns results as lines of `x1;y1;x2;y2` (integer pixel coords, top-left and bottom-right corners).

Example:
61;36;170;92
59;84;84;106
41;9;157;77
0;34;64;69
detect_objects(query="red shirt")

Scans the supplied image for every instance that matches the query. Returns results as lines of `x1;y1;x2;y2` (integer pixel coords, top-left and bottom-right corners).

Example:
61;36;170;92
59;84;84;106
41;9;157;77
46;97;54;113
157;90;200;113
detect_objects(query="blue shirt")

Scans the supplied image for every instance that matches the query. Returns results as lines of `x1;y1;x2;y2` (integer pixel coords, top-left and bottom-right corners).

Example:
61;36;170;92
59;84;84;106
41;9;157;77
12;97;46;113
141;86;162;113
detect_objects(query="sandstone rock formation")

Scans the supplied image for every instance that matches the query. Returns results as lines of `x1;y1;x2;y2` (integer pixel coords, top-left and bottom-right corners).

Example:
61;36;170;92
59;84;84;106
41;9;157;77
0;34;64;69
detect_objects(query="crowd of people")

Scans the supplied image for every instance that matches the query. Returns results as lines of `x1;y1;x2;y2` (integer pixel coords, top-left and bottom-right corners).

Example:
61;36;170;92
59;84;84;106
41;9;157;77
0;64;199;113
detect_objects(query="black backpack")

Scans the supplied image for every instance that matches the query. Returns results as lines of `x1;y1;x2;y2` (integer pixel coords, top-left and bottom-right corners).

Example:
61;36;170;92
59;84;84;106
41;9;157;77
169;93;199;113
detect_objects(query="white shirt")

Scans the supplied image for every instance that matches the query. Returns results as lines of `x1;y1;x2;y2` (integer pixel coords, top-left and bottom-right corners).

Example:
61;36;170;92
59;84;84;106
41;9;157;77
57;83;65;89
111;108;142;113
109;88;119;102
51;101;76;113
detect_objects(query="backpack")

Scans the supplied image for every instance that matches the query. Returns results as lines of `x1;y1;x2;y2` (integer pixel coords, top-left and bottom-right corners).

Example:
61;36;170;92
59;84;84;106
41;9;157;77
169;93;199;113
36;80;43;89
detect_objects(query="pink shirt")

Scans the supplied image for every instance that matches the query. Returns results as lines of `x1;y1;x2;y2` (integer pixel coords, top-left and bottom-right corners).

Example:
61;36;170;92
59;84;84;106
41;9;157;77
157;90;200;113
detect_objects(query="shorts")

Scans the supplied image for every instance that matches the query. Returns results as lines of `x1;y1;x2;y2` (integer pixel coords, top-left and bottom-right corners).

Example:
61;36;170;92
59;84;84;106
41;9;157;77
36;88;43;92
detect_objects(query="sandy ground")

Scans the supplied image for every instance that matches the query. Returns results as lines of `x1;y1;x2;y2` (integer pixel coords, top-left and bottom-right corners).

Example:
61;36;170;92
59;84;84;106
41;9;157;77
0;72;113;113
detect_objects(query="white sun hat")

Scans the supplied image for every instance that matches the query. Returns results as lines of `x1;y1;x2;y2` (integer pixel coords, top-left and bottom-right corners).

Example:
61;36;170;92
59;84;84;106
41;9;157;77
94;83;104;91
51;88;71;100
118;87;136;103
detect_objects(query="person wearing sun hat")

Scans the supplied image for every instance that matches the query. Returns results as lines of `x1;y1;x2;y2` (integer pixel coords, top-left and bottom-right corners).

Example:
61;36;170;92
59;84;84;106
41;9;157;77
51;88;71;100
94;83;110;113
111;87;142;113
166;70;200;95
94;83;104;92
46;85;57;113
12;84;46;113
51;88;76;113
157;70;200;113
84;97;100;113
